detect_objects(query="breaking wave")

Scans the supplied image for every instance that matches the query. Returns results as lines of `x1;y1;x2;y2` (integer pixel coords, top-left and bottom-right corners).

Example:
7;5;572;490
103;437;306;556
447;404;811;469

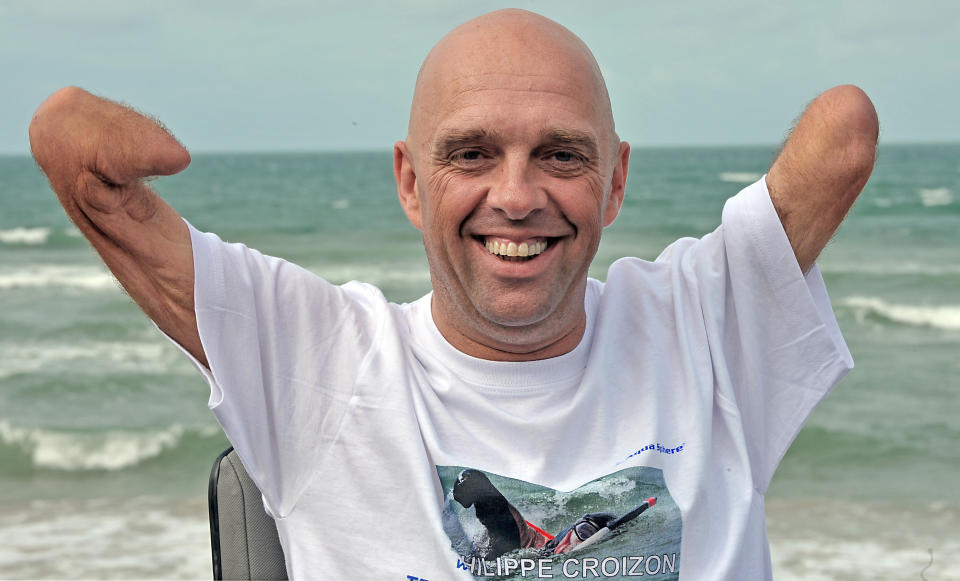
0;421;222;471
840;296;960;331
0;340;186;379
917;187;953;207
819;261;960;276
718;172;762;183
0;265;118;291
0;227;51;245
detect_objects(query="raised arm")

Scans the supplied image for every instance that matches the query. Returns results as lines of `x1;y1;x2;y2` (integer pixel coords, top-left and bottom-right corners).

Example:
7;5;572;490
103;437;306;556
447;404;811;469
29;87;207;366
766;84;879;273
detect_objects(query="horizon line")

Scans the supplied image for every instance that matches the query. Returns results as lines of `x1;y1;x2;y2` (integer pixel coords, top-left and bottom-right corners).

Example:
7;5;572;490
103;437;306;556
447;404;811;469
2;140;958;158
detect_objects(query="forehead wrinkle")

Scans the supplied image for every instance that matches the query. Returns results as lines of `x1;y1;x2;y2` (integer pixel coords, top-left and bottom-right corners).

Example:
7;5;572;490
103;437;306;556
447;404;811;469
439;71;600;117
443;85;601;114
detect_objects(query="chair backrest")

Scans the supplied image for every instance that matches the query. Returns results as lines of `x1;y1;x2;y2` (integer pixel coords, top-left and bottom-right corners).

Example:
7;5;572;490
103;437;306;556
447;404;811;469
209;447;287;580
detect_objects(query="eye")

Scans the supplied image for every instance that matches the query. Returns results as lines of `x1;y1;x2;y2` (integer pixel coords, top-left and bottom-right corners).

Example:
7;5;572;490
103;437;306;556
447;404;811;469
447;148;493;170
542;149;586;173
449;148;486;162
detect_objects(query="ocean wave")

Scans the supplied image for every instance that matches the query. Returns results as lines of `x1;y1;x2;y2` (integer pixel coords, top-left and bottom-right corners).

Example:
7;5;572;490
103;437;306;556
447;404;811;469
819;262;960;276
718;172;761;183
917;187;953;207
0;421;221;471
0;340;181;379
561;473;637;500
0;227;51;245
839;296;960;331
0;265;118;291
0;496;210;579
767;498;960;581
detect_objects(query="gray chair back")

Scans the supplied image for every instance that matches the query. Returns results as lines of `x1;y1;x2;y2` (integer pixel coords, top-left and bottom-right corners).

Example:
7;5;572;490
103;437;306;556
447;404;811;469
209;447;287;580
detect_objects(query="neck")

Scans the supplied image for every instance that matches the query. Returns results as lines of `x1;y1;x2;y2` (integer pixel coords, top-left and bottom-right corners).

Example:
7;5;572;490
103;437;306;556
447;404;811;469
431;298;587;362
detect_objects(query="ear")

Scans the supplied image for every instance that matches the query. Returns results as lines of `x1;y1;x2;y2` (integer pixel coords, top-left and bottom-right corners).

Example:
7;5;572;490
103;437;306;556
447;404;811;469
603;141;630;227
394;140;422;230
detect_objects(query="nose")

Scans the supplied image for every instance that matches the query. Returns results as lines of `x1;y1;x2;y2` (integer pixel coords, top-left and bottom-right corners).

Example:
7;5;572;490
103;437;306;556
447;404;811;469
485;155;547;221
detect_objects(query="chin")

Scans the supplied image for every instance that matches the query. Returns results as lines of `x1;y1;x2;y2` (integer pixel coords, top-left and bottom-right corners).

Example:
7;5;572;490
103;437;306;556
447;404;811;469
477;298;553;327
469;281;579;329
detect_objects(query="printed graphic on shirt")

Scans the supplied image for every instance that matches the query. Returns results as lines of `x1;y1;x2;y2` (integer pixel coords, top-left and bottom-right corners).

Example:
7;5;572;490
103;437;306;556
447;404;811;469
436;465;681;580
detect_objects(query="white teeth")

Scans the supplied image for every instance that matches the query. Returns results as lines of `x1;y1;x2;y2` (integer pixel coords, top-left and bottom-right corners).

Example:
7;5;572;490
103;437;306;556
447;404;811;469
484;239;547;258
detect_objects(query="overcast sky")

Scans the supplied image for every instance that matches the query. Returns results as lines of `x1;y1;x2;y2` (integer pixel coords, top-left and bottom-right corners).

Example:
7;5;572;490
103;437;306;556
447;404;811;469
2;0;957;154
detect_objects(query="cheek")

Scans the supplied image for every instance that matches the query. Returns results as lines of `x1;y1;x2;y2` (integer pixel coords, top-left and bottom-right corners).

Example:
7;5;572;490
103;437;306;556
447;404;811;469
424;171;482;232
425;167;456;202
556;177;609;227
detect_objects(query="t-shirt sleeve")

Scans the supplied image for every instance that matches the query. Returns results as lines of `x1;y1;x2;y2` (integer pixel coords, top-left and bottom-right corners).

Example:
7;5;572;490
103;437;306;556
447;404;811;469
661;176;853;492
721;177;853;491
169;223;386;518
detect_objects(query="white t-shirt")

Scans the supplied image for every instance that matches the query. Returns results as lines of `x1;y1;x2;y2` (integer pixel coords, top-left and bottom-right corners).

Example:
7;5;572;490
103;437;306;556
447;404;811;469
173;177;852;580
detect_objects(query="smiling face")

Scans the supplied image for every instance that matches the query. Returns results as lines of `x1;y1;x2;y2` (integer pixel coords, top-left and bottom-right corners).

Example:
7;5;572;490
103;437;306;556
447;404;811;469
394;9;630;361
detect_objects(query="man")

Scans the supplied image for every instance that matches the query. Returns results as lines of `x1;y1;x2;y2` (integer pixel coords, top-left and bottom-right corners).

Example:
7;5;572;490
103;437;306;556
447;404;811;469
29;8;877;580
451;467;657;558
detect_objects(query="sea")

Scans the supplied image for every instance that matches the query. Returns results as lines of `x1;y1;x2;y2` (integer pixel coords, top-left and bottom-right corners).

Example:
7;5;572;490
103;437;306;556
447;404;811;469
1;144;958;580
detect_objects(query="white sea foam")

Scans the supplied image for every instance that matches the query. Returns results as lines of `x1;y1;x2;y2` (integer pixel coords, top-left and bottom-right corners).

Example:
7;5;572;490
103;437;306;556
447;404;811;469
444;493;490;554
918;187;954;207
0;421;220;471
719;171;762;183
3;340;169;365
569;474;637;499
3;260;425;293
840;296;960;331
0;264;118;290
770;537;957;581
540;474;639;519
0;227;51;245
0;340;187;380
767;498;960;581
820;261;960;276
0;496;209;579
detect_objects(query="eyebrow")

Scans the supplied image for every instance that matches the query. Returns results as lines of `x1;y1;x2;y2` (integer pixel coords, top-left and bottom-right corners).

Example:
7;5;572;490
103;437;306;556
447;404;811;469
432;128;600;158
433;129;497;156
539;129;600;159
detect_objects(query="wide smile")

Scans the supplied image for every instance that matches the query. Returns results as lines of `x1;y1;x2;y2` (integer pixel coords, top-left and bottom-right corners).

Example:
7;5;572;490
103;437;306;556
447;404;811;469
464;234;566;283
481;236;553;262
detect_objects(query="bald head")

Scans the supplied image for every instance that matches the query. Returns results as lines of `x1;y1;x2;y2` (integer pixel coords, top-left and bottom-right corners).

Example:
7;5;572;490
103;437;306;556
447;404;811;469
407;9;616;153
392;9;631;361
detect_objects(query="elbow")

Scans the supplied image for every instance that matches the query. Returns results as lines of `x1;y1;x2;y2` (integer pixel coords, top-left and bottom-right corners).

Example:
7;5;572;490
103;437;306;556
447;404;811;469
818;85;879;181
822;85;878;135
29;86;89;164
30;86;88;132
